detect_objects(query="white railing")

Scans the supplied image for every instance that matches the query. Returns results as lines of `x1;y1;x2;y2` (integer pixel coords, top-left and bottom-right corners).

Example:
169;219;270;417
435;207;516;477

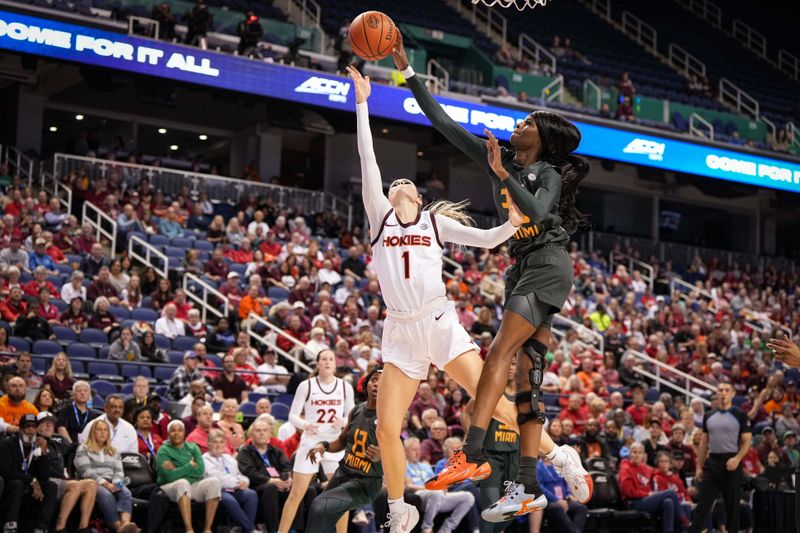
541;75;564;103
732;19;767;59
128;235;168;279
669;276;716;306
718;78;759;118
626;348;716;400
778;50;800;82
39;161;72;213
689;113;714;140
668;43;706;78
621;11;657;53
53;153;352;227
740;308;793;340
82;201;118;257
427;59;450;93
518;34;557;76
128;16;159;39
245;312;313;373
553;314;604;354
469;0;507;42
632;366;712;406
761;115;776;141
609;251;655;290
583;79;602;110
183;272;229;323
675;0;722;29
787;123;800;151
583;0;611;21
3;145;35;187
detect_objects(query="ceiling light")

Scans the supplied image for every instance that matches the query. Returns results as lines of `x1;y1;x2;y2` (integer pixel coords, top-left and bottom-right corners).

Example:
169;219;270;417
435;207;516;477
199;134;208;140
49;126;58;132
381;128;389;134
417;151;424;157
75;114;84;121
158;128;167;134
169;144;179;151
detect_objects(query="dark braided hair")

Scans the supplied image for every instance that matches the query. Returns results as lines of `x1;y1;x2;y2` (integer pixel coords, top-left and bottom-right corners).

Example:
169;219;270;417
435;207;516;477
532;110;590;235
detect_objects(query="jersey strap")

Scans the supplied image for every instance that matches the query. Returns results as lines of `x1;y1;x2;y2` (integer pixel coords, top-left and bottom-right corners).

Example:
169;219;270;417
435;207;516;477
370;209;394;246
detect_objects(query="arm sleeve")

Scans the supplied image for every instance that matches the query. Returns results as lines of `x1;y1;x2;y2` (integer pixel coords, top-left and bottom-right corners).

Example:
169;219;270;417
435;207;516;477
356;102;392;236
434;213;516;249
503;170;562;223
404;68;488;170
288;380;309;428
111;453;125;483
343;382;355;418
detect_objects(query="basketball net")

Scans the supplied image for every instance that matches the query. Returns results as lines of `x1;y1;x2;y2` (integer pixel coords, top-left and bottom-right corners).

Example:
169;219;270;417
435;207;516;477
471;0;549;10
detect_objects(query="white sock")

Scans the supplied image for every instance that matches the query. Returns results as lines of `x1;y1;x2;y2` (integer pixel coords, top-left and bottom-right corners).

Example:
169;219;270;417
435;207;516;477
388;497;406;516
546;445;567;466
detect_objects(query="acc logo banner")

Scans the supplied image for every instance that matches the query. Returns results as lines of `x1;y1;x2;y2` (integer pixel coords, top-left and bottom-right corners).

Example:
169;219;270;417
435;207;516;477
295;76;350;103
623;138;666;161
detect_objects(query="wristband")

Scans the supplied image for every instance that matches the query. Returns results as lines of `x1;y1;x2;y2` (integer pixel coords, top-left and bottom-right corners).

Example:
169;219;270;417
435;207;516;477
320;441;330;452
401;66;415;79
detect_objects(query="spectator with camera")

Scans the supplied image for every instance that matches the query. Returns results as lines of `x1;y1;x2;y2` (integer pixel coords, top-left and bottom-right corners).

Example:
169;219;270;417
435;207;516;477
185;0;213;50
237;11;264;59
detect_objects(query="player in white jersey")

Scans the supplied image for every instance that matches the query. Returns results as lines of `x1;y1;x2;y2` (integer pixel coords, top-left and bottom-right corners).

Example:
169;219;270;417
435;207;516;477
347;66;527;533
278;349;354;533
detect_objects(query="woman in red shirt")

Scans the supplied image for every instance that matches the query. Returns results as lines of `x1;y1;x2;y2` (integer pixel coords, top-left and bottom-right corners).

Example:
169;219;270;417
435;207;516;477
133;405;163;461
619;442;689;533
37;286;61;324
652;451;692;506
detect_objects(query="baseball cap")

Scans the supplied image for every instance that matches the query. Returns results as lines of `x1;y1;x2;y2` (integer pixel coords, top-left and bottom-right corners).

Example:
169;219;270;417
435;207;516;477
292;301;305;309
227;272;240;279
671;449;685;460
784;431;797;439
184;351;199;360
762;426;775;435
310;327;324;337
19;414;38;429
37;411;57;424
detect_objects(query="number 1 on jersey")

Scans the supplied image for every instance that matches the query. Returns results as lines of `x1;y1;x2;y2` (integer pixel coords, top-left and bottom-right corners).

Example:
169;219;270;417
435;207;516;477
401;250;410;279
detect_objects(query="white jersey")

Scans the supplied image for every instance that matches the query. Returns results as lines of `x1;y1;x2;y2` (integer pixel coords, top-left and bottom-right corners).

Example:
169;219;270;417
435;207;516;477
289;376;354;442
371;209;446;313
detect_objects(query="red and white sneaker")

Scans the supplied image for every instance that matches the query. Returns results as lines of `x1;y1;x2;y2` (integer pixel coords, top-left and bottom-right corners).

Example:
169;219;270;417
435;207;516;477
552;444;593;503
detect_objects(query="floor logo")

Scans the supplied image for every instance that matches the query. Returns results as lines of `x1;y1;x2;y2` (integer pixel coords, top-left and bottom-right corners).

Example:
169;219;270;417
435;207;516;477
295;76;350;103
623;138;665;161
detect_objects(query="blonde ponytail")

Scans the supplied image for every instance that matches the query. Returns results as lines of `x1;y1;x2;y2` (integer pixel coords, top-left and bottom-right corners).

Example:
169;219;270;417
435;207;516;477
425;199;474;227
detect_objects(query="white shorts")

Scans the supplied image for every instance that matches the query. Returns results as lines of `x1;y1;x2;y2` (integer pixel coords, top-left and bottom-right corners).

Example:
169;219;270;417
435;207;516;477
293;438;345;476
382;298;478;380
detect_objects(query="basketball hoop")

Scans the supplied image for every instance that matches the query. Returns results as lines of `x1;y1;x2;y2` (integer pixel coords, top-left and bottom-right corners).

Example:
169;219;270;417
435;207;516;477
471;0;549;11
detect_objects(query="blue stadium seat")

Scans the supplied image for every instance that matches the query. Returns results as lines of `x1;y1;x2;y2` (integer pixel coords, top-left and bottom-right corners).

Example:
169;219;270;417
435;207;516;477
92;395;105;410
267;287;289;301
149;235;169;247
240;401;257;417
168;351;185;365
33;339;62;355
9;336;29;353
154;335;171;349
121;382;135;395
98;346;111;359
66;254;83;265
47;275;63;288
121;319;136;330
271;402;290;421
52;299;68;313
173;336;198;352
194;240;214;252
131;308;158;322
66;343;96;359
71;360;86;375
171;237;194;248
80;328;109;348
91;379;118;398
141;297;153;309
154;366;174;382
31;357;47;373
88;361;122;381
109;306;131;320
52;326;78;346
154;385;168;397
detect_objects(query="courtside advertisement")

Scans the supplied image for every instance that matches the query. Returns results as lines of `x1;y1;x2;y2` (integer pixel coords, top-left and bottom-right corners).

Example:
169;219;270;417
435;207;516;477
2;9;799;193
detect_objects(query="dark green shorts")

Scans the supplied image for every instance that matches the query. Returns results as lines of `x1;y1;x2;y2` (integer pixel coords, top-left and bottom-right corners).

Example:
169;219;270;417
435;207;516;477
326;471;384;508
481;451;520;488
504;246;572;326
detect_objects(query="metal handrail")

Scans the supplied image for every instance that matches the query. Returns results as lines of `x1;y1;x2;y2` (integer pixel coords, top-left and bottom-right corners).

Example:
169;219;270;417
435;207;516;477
128;235;168;279
632;366;711;406
128;15;159;39
625;348;716;397
582;79;601;110
285;0;325;53
669;276;716;305
552;314;604;354
787;123;800;151
583;0;611;21
469;0;507;42
541;75;564;103
39;162;72;213
668;44;706;78
82;201;118;257
732;19;767;59
518;34;557;76
427;59;450;93
3;145;35;187
689;113;714;140
609;251;655;291
740;308;793;340
621;11;657;53
760;115;776;141
245;312;313;373
675;0;722;29
778;50;800;82
183;272;230;323
718;78;759;118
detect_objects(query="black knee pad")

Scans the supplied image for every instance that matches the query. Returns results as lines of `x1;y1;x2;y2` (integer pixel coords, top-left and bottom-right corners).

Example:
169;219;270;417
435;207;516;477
515;338;547;426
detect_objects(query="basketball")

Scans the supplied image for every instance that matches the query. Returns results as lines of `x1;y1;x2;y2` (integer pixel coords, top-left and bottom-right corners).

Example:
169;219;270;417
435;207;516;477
348;11;398;62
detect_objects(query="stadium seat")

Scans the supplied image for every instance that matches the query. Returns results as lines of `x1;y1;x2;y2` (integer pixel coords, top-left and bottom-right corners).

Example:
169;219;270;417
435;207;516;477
98;346;111;359
171;237;194;248
167;351;185;365
173;336;198;352
194;240;214;252
109;306;131;320
88;362;122;382
52;326;78;346
8;336;29;353
267;287;289;301
240;401;257;417
271;402;290;421
154;366;174;382
80;328;109;348
131;308;158;322
92;395;105;410
149;234;169;247
154;335;171;349
71;360;86;375
91;379;118;398
121;382;135;395
33;339;62;355
66;342;96;359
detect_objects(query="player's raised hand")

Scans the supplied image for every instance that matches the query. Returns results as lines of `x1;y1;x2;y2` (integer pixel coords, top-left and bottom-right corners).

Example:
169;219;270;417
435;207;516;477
768;337;800;368
391;32;409;71
484;129;509;180
347;65;371;104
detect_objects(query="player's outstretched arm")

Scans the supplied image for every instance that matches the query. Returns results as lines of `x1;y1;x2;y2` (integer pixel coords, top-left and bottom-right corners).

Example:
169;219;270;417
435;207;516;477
392;33;488;171
434;198;524;249
348;66;392;238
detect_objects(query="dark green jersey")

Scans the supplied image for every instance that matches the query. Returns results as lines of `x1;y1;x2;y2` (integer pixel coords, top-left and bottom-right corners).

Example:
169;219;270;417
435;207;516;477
484;418;519;453
339;402;382;478
406;73;569;259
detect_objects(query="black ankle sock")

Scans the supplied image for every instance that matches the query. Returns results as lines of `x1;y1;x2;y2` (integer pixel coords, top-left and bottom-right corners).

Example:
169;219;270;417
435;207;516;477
516;456;540;493
462;426;487;458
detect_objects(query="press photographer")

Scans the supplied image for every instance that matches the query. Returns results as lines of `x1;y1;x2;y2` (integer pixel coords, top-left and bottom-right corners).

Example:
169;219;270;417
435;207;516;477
237;11;264;59
184;0;213;50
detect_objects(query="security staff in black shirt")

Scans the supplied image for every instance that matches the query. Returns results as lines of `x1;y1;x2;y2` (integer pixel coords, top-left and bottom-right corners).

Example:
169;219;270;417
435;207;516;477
689;380;752;533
